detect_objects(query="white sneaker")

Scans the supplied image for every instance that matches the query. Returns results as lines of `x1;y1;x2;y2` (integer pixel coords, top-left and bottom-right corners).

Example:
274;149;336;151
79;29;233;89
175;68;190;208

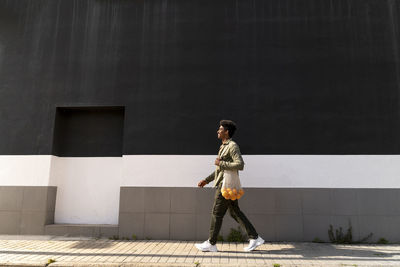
195;240;218;252
244;236;264;252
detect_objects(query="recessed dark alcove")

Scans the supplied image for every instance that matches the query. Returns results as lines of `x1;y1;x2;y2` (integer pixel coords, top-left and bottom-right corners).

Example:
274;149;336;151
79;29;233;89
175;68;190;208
52;106;125;157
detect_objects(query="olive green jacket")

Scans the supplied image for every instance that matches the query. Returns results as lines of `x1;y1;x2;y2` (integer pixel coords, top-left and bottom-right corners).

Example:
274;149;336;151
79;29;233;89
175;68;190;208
204;139;245;187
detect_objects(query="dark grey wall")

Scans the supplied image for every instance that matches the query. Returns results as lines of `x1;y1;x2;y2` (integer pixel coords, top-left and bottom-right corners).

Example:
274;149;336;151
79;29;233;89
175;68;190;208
0;0;399;155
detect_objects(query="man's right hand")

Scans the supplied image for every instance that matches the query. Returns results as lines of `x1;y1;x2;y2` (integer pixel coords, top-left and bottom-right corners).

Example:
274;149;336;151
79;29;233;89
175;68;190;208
198;180;207;188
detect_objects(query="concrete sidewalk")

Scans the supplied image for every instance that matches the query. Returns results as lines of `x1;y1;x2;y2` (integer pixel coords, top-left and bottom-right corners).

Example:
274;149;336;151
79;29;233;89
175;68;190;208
1;235;400;267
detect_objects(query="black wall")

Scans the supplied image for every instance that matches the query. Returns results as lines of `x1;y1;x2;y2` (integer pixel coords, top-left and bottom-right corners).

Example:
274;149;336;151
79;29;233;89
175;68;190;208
0;0;399;155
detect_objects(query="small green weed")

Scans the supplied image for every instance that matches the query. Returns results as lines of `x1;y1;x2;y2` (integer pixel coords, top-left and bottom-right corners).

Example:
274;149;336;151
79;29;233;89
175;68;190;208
227;226;247;243
109;235;119;240
217;234;224;242
377;237;388;244
328;222;352;244
45;258;56;266
194;261;200;267
312;237;324;243
374;252;386;256
328;220;372;244
132;234;137;240
273;264;281;267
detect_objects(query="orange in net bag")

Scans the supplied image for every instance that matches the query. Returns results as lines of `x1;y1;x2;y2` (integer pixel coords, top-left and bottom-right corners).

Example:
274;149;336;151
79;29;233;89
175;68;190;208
220;170;244;200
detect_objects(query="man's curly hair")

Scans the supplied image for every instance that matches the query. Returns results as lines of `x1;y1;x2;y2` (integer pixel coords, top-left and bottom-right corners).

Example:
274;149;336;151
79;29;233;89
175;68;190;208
220;120;237;138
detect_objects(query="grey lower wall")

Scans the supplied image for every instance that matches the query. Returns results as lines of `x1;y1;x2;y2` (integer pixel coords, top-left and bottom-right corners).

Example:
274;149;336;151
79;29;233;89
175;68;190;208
119;187;400;243
1;186;399;243
0;186;56;235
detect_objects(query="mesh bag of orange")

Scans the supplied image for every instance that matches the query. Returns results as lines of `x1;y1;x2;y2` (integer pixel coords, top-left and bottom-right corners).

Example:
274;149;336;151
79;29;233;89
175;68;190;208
221;170;244;200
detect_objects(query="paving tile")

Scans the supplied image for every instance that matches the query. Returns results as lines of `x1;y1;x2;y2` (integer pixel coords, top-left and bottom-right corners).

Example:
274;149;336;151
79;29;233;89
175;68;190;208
164;241;181;263
1;238;400;266
112;240;138;262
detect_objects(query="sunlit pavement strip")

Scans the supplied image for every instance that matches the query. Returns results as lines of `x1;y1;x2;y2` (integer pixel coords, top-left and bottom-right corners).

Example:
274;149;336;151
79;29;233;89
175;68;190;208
1;236;400;266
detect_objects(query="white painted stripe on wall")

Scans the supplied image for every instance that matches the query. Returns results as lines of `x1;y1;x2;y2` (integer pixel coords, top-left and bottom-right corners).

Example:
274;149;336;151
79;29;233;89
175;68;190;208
1;155;400;224
243;155;400;188
0;155;52;186
0;155;400;188
122;155;400;188
121;155;216;187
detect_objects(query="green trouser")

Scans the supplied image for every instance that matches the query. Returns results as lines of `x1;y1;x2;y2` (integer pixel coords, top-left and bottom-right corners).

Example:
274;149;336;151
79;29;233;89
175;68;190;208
209;184;258;245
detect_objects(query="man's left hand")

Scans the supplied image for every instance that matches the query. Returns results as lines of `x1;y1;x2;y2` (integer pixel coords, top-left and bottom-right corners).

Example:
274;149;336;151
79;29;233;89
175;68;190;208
215;157;221;166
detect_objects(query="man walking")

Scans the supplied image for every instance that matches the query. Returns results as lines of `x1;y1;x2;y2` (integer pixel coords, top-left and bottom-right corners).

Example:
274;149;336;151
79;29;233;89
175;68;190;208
195;120;264;252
